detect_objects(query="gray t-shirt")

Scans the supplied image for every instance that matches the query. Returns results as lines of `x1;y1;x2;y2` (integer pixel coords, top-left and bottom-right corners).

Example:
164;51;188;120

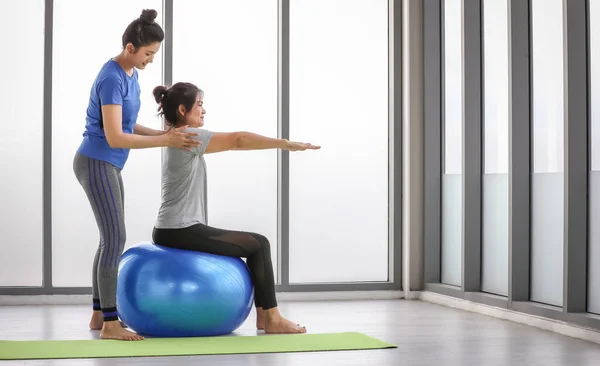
154;127;214;229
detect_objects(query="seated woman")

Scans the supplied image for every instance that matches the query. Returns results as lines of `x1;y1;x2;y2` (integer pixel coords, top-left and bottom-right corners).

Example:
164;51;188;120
151;82;319;334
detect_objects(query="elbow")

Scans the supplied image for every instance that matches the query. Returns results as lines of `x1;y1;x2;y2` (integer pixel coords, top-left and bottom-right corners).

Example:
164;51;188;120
106;134;123;149
233;132;247;149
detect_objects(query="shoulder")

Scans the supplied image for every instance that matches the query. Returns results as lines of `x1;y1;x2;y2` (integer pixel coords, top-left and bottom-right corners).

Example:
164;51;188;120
97;61;124;86
184;127;212;134
185;127;214;140
183;128;214;156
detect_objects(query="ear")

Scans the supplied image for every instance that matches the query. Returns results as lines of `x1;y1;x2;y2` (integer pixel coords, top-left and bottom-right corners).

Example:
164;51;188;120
178;104;187;117
125;43;137;54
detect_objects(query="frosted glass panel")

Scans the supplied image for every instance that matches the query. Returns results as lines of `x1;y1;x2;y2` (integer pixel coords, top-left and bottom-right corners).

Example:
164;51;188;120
443;0;463;176
441;0;462;286
589;0;600;314
52;1;163;286
531;0;564;174
481;0;509;296
481;174;509;295
441;174;462;286
530;0;564;306
173;0;278;278
289;0;388;283
0;0;44;286
531;173;563;306
588;172;600;314
590;0;600;172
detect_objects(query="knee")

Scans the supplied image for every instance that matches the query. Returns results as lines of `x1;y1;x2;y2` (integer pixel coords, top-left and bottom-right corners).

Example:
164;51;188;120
112;231;127;254
252;233;271;254
119;232;127;250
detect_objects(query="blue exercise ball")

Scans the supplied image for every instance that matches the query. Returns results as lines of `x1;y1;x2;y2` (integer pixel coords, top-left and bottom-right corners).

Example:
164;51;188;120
116;242;254;337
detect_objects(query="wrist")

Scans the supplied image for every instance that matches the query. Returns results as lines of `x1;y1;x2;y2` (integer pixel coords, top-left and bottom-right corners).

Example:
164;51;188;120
158;133;170;147
280;139;290;149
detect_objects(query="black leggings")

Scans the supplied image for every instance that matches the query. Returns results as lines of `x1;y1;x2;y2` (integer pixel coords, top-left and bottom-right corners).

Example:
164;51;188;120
152;224;277;310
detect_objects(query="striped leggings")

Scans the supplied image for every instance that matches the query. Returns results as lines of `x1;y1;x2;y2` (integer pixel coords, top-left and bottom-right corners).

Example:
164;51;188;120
73;153;126;322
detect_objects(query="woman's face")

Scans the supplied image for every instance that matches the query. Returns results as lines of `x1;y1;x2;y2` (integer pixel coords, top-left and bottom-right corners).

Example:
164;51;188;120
128;41;161;70
182;93;206;128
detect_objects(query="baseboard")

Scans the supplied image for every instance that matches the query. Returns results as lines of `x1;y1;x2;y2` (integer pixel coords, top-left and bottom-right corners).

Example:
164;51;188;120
0;295;91;306
0;290;404;306
419;291;600;345
276;290;405;301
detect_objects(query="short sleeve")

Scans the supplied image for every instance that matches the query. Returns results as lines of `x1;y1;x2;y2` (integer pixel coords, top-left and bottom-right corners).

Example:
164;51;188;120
188;128;214;156
97;73;124;106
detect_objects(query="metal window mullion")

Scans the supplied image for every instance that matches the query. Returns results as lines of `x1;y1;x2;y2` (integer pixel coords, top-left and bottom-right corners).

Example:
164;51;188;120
563;0;588;313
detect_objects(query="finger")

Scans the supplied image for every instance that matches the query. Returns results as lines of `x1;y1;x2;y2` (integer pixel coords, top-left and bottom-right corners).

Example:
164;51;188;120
187;139;201;145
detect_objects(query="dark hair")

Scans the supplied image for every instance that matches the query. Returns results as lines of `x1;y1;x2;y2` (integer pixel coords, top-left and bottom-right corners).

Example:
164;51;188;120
122;9;165;49
153;82;204;126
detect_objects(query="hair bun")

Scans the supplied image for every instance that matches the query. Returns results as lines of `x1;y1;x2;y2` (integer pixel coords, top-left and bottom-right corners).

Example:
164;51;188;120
139;9;158;24
152;85;168;104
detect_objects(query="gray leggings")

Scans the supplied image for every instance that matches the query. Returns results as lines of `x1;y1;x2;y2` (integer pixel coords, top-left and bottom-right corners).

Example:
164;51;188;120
73;152;126;322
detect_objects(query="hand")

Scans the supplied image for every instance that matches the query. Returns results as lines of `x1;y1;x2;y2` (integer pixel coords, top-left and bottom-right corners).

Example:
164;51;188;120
164;125;201;151
283;140;321;151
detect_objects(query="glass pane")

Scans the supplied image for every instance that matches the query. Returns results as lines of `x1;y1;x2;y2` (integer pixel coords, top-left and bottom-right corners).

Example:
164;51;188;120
441;0;463;286
481;0;509;296
289;0;389;283
52;1;164;286
0;0;44;286
173;0;279;279
588;0;600;315
530;0;564;306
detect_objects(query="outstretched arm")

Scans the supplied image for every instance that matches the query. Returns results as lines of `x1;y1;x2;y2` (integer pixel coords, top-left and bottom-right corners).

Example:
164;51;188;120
134;124;164;136
205;131;320;154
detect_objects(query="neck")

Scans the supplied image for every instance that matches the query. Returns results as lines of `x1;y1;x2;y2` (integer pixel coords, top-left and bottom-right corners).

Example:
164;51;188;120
113;52;134;75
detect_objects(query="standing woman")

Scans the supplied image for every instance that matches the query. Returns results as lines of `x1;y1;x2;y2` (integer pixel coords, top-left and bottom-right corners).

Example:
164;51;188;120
73;9;199;341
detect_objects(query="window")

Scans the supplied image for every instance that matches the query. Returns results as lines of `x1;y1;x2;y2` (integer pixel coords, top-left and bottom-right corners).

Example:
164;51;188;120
441;0;463;286
481;0;509;296
52;1;164;286
288;0;389;283
0;0;45;286
588;0;600;315
173;0;279;278
529;0;564;307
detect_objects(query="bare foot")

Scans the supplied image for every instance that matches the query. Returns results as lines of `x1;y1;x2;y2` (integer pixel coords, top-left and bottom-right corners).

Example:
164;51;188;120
256;307;265;330
265;317;307;334
262;307;307;334
100;320;144;341
89;311;127;330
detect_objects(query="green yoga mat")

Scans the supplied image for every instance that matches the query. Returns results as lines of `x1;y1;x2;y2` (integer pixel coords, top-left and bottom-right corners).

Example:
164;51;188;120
0;332;396;360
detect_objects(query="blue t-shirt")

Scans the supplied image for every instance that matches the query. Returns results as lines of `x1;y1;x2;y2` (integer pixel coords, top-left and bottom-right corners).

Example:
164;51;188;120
77;59;141;169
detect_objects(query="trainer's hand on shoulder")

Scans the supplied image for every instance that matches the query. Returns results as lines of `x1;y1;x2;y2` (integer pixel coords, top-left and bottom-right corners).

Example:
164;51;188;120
165;125;201;151
284;140;321;151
